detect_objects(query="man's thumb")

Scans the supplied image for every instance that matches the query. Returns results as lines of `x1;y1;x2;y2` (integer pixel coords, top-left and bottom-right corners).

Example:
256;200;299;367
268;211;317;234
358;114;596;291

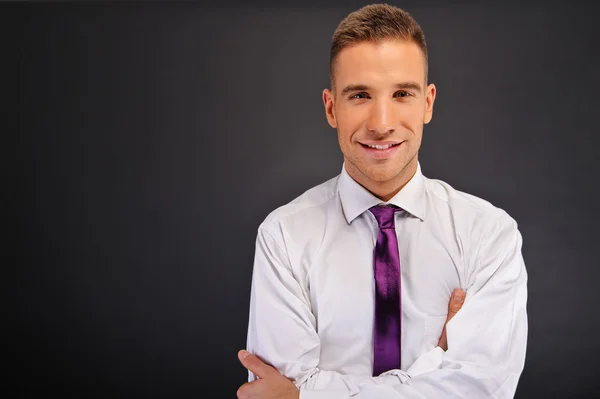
238;350;275;379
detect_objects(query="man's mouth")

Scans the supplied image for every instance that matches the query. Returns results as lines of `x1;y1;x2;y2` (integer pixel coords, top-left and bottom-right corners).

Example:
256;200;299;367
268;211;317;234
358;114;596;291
359;141;402;158
363;143;399;150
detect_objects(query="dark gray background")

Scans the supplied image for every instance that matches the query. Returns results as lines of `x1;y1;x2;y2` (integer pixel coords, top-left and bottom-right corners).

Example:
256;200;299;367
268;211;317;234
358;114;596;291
8;1;600;398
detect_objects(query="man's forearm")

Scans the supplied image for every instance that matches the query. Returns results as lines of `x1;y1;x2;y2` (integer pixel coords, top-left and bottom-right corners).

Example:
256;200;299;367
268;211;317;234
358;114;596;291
290;345;443;398
296;364;519;399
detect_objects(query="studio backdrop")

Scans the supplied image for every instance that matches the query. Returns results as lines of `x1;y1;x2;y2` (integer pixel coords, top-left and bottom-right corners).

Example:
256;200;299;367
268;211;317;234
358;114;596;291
9;1;600;398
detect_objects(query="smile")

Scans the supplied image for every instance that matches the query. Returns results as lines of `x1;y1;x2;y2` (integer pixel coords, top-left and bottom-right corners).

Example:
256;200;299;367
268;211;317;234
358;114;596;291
360;141;402;159
365;143;397;150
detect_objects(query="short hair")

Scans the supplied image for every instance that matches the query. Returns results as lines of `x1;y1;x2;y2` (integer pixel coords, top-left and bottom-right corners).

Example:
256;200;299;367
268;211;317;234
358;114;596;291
329;3;428;90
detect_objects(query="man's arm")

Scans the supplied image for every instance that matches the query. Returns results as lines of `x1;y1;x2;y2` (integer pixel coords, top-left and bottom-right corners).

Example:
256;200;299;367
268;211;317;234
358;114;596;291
244;214;527;398
237;290;464;399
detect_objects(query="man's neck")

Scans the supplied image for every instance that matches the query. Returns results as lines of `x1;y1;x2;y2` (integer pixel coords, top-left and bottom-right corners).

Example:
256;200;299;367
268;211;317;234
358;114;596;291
345;159;418;202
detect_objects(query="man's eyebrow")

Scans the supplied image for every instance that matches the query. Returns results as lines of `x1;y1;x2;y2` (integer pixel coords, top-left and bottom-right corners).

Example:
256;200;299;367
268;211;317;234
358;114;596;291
340;84;370;96
340;82;423;96
394;82;422;93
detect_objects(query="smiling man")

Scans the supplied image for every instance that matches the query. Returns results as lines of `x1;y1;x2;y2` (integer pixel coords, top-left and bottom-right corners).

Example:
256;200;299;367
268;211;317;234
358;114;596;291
237;4;528;399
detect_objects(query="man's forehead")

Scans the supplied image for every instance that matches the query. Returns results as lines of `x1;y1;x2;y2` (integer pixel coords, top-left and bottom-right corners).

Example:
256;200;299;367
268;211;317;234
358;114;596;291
333;39;427;88
336;39;424;69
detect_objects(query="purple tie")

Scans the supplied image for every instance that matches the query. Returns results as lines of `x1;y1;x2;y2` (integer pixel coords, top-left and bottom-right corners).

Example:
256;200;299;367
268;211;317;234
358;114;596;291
369;205;402;376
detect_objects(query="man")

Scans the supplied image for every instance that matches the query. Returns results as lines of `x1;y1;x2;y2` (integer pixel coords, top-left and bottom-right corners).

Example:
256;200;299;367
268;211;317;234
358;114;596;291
237;3;528;398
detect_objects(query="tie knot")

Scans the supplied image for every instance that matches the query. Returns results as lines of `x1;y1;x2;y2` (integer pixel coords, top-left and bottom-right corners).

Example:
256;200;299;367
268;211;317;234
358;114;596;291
369;205;399;229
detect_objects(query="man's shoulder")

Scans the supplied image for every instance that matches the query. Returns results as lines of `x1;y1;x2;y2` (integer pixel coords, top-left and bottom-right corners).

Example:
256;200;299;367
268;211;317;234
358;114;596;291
424;176;517;230
260;174;340;230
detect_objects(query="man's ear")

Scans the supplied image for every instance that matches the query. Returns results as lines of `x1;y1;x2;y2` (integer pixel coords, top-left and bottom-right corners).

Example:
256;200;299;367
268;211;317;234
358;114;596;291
323;88;337;128
423;83;436;124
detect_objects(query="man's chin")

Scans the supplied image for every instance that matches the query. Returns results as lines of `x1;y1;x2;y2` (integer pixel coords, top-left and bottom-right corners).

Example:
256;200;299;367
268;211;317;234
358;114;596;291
360;167;399;183
367;173;397;183
345;159;409;185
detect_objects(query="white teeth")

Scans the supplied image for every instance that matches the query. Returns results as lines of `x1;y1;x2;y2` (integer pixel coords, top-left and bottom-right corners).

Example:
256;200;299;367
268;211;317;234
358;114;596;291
367;144;394;150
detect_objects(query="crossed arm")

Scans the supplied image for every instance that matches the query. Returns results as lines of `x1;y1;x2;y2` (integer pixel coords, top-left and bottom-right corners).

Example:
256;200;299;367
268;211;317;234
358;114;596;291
237;289;466;399
237;214;528;399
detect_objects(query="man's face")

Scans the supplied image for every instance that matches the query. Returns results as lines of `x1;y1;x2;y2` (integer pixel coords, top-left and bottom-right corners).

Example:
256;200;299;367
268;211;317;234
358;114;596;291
323;39;436;195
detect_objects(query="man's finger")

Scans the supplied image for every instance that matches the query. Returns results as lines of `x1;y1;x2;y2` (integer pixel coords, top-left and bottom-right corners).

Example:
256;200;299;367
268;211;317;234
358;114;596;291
438;289;466;351
238;350;279;379
447;288;465;321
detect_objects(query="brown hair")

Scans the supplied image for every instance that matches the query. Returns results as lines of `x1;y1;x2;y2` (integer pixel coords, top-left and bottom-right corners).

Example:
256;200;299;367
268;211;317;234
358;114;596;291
329;4;428;89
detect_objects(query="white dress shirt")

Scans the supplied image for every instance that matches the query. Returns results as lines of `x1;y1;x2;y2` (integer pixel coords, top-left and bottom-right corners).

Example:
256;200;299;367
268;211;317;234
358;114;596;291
245;162;528;398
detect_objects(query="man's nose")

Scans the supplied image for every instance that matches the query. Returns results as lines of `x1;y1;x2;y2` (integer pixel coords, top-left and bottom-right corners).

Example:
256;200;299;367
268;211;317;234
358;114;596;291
366;100;396;135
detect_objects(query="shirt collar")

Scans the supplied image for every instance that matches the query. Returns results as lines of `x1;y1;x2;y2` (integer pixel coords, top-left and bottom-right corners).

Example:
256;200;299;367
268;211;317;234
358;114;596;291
338;161;427;224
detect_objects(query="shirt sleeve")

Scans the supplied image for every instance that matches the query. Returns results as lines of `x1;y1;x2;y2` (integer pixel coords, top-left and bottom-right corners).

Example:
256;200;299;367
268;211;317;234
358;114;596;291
246;212;528;399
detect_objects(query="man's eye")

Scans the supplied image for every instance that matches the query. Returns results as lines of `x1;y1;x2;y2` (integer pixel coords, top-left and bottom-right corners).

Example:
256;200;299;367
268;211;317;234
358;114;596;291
350;92;369;99
395;91;411;98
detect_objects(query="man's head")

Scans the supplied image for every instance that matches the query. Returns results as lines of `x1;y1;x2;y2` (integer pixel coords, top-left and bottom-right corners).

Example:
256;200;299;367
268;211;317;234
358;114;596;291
323;4;436;201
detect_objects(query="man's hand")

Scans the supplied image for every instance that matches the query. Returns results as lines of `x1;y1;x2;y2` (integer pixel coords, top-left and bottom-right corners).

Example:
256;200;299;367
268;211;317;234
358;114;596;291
237;350;299;399
437;288;466;351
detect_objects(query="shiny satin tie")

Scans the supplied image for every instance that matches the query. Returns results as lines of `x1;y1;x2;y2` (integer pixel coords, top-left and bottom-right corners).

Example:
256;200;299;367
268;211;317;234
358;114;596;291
369;205;402;376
